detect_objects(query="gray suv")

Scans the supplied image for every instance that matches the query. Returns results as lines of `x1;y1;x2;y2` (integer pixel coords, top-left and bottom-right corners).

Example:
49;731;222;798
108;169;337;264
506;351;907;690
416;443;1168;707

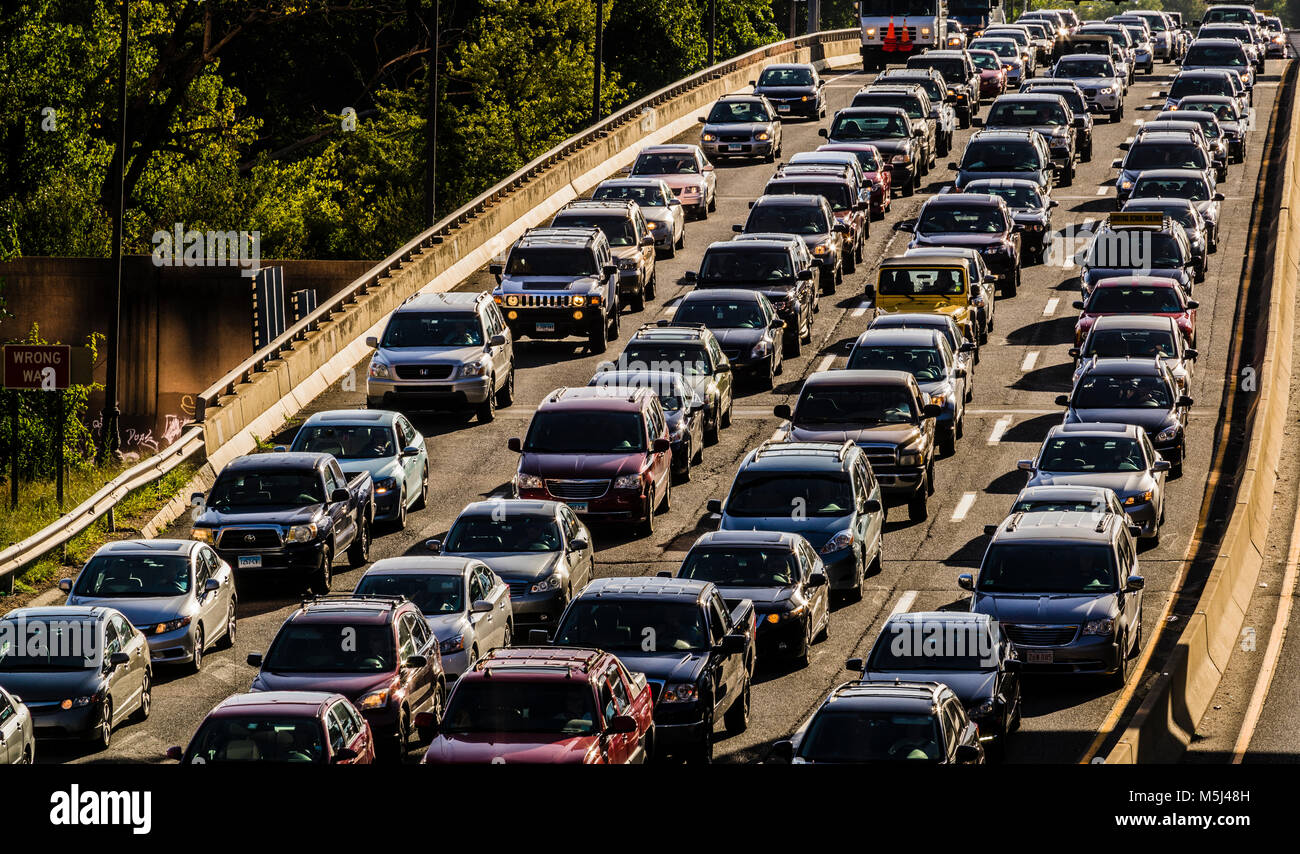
550;199;658;312
366;291;516;422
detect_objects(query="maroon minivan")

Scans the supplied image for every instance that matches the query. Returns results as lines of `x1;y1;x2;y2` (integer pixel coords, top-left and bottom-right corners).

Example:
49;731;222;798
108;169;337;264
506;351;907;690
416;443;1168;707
508;387;674;536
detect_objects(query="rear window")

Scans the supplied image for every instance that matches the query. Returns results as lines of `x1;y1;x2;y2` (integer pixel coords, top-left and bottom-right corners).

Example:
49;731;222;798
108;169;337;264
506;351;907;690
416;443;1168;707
1185;43;1248;67
701;247;795;281
851;92;924;119
766;180;852;211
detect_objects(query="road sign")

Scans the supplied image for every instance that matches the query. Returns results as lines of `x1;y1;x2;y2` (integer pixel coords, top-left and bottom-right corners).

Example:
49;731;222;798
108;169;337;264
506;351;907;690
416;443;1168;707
3;344;72;390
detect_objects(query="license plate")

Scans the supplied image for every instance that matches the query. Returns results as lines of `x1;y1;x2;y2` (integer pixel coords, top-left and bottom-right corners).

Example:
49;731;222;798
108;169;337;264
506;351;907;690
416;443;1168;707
778;104;791;112
535;322;556;332
238;555;262;569
1026;650;1054;664
567;501;589;512
727;144;743;152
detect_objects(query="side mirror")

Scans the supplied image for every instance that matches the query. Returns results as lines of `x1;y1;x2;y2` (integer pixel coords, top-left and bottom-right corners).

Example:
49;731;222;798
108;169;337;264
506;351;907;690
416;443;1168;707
247;653;263;668
653;437;672;454
569;537;589;551
366;336;379;348
769;740;796;763
846;657;865;672
707;498;723;515
425;538;443;554
684;270;698;283
959;341;975;353
972;116;984;127
798;269;814;281
58;578;73;593
109;652;130;668
769;317;785;329
1054;394;1070;406
773;403;792;419
1177;395;1194;407
191;492;205;506
698;116;707;123
818;128;829;137
833;223;850;234
1187;300;1199;309
958;574;975;591
1072;300;1085;310
720;633;748;655
507;437;523;453
983;524;999;536
732;224;745;233
1118;141;1131;151
404;654;428;669
330;487;350;504
1111;158;1123;168
1126;574;1146;591
955;743;981;763
954;367;967;378
715;363;731;373
922;403;942;418
332;747;359;763
1129;523;1144;537
272;444;288;453
864;498;882;513
606;714;638;735
1185;348;1199;360
489;333;508;347
204;577;221;593
808;573;828;588
528;629;551;644
602;264;618;277
488;263;504;277
1152;459;1172;473
668;198;683;206
893;219;916;232
165;746;185;762
1214;192;1225;201
1004;658;1023;673
1017;459;1035;471
948;161;959;170
641;236;655;247
1068;347;1080;359
471;599;494;615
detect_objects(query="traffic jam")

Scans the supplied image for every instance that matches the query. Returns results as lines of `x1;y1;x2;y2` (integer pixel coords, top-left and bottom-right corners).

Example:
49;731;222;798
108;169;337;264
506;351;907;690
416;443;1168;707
0;5;1277;766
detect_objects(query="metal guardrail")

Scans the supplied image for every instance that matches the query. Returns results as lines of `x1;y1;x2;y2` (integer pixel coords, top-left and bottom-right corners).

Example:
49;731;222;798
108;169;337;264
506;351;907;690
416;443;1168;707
195;28;858;415
0;425;206;591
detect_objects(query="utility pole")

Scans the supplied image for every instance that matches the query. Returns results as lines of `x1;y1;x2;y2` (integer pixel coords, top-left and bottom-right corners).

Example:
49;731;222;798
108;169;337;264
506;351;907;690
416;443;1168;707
594;0;604;123
709;0;717;65
100;0;129;465
808;0;820;34
424;0;440;226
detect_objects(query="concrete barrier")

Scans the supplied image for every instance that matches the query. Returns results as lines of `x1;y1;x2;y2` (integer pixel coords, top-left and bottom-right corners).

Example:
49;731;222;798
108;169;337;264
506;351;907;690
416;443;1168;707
1103;68;1300;763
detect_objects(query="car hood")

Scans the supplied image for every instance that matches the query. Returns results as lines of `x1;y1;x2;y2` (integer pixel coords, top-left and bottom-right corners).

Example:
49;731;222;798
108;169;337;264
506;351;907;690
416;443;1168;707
702;121;771;135
196;506;321;528
424;733;597;764
250;671;392;701
500;274;606;292
424;612;472;642
452;551;562;582
339;458;403;483
709;328;767;349
612;650;708;684
911;233;1008;249
379;345;483;365
971;591;1119;623
642;173;707;191
0;669;103;702
788;422;923;448
863;669;998;706
1026;470;1150;493
716;585;794;609
719;513;850;551
1067;407;1177;432
519;452;649;480
64;594;192;626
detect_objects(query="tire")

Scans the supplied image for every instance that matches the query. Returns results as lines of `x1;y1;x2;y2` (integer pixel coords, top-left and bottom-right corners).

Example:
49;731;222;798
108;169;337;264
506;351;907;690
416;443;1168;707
909;489;929;521
312;547;334;594
191;627;205;673
477;382;497;423
93;698;113;752
412;464;429;510
134;671;152;722
784;332;802;358
844;247;856;274
689;714;714;764
903;177;915;196
676;229;685;250
660;477;672;513
496;366;515;408
645;271;657;301
218;600;237;649
418;683;446;744
637;490;656;537
938;426;956;457
663;240;675;259
708;192;717;213
1003;268;1019;298
348;517;371;567
724;679;751;734
844;550;865;602
720;399;732;429
629;287;645;313
1110;633;1129;688
588;316;608;354
1110;104;1123;123
1061;160;1074;187
821;269;837;295
609;305;621;340
704;409;720;445
394;488;408;530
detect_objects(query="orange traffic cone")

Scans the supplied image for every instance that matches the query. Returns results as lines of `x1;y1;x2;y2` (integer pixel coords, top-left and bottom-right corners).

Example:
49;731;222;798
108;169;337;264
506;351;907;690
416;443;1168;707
883;20;897;52
899;19;913;51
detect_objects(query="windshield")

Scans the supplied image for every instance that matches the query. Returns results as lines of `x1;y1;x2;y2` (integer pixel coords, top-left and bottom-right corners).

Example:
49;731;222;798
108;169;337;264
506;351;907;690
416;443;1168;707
1085;328;1177;359
1186;45;1247;67
593;184;667;206
187;717;325;763
263;623;395;673
442;681;598;736
822;146;883;172
876;266;967;296
1170;77;1233;99
1073;374;1173;409
987;30;1029;46
555;601;709;652
868;622;997;671
1088;285;1184;313
794;385;918;424
353;572;466;615
621;343;711;377
971;39;1018;58
987;101;1068;126
1055;58;1113;77
960;141;1040;171
1128;203;1198;230
975;185;1042;209
1124;143;1206;171
678;547;801;587
523;410;646;453
759;67;814;86
871;318;959;350
674;299;767;329
847;345;947;383
745;204;829;235
553;214;635;247
633;153;698;175
979;543;1118;593
852;93;923;119
798;710;944;762
908;57;966;83
1180;101;1237;122
917;205;1006;234
293;425;397;460
1156;117;1219;139
1031;88;1086;113
207;471;324;508
1012;498;1108;513
829;113;908;140
0;618;98;670
505;247;596;277
1131;176;1211;202
706;100;770;123
725;472;855;518
701;248;795;281
75;554;191;598
445;514;561;553
1038;436;1146;472
970;51;1001;71
1088;232;1185;269
766;181;853;211
380;312;482;349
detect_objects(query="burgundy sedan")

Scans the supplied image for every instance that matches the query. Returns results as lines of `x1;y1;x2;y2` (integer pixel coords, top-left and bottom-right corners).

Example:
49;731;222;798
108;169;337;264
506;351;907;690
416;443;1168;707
969;49;1009;100
816;143;892;217
167;691;376;764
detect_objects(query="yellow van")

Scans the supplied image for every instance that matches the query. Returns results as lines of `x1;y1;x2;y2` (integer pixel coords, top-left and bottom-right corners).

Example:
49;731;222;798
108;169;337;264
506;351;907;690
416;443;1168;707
872;254;978;344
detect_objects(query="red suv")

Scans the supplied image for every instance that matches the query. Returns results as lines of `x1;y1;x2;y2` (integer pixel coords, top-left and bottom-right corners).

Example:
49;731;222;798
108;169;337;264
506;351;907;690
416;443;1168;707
508;387;674;535
1072;275;1198;346
418;646;655;764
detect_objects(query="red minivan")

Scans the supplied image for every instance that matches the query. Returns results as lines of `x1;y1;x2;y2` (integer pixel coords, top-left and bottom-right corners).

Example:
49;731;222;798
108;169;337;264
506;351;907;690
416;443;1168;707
508;386;674;536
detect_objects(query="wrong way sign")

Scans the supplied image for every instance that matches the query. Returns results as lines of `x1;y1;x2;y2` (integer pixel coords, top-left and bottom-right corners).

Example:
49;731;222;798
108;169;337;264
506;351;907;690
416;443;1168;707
3;344;72;390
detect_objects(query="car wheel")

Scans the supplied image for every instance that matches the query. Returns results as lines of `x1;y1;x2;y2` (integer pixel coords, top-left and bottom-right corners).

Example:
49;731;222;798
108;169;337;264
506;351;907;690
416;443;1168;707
676;228;685;250
784;331;802;358
689;713;714;764
412;464;429;510
477;382;497;423
676;445;692;483
721;399;732;429
629;286;645;313
663;239;675;259
93;698;113;752
610;304;621;340
638;491;656;537
909;491;929;521
938;426;956;457
191;627;205;673
219;599;237;649
1003;268;1019;298
348;517;371;567
588;316;608;354
708;191;717;213
134;671;152;722
704;410;719;445
692;440;703;465
903;177;915;196
496;366;515;408
312;547;334;594
418;682;446;743
1110;633;1130;688
394;489;407;530
845;549;865;602
724;679;751;734
660;478;672;513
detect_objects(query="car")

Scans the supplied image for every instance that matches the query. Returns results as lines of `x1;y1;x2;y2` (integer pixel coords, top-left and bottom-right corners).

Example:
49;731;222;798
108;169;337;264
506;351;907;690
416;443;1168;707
1111;131;1213;206
847;328;969;456
961;506;1145;684
670;289;785;388
687;238;816;356
1162;69;1249;114
419;646;655;764
735;193;849;293
1078;24;1137;82
1126;169;1224;251
1017;20;1059;62
590;368;707;479
1048;52;1124;120
1072;314;1196;397
247;594;447;758
0;684;35;764
895;193;1022;291
287;409;429;528
1196;24;1265;73
490;227;622;353
1019;421;1171;541
432;499;594;640
962;178;1058;264
868;309;979;378
508;386;674;535
899;246;996;348
984;25;1041;74
770;681;985;764
1007;483;1128;518
1019;79;1095;161
1261;16;1287;58
1181;38;1255;92
1072;275;1199;347
1122;198;1210;279
614;323;734;444
1079;213;1197;298
951;128;1055;196
592;178;687;257
190;451;374;594
873;250;993;342
849;84;937;171
627;144;717;219
815;143;893;215
850;612;1022;747
61;539;236;672
944;19;968;49
905;50;981;126
353;556;514;679
977;93;1078;184
1057;358;1193;476
677;530;829;666
1148;111;1229;181
968;49;1010;101
1173;95;1248;163
1059;33;1130;89
969;37;1028;89
1131;9;1178;60
763;165;870;273
787;149;869;192
871;68;958;155
168;691;375;764
546;577;754;763
0;606;151;750
551;199;658;312
707;440;885;599
751;62;827;119
365;291;515;422
820;107;923;196
773;370;940;519
1109;18;1155;73
697;93;783;162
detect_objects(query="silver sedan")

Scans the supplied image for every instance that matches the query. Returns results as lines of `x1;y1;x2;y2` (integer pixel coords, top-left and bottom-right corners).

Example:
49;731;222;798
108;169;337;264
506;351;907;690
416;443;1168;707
0;686;35;765
592;178;686;257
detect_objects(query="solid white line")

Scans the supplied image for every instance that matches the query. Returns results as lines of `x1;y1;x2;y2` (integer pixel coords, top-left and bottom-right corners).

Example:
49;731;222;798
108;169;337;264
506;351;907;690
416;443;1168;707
889;590;919;617
1095;186;1109;196
1021;350;1039;372
987;415;1012;444
851;301;871;318
816;354;836;373
1043;297;1058;316
951;492;977;522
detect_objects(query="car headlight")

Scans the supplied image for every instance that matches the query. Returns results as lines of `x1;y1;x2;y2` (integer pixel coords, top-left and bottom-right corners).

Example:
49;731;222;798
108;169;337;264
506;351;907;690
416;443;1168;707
899;450;923;467
865;27;877;37
613;474;644;491
503;293;520;307
530;574;564;594
820;530;855;555
516;472;544;490
456;359;490;379
660;683;698;703
1100;86;1114;94
813;244;829;255
368;360;391;379
766;604;807;624
63;695;99;709
153;616;193;635
973;698;998;716
892;153;911;164
570;294;586;307
191;527;215;544
1082;618;1115;637
930;393;948;408
439;634;466;655
702;132;716;142
374;476;398;495
618;258;638;271
285;523;319;544
750;341;772;358
646;221;658;230
1155;425;1180;443
356;688;390;710
756;131;771;141
1120;179;1133;190
1124;490;1154;506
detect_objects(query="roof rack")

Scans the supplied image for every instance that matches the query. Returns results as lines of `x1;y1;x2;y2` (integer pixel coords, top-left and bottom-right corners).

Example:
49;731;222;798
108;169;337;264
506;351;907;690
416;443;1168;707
637;321;707;333
1002;511;1026;533
752;438;854;463
299;593;408;610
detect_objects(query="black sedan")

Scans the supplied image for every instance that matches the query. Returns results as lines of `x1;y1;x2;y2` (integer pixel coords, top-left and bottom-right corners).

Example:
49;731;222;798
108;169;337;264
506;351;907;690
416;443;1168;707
751;62;826;119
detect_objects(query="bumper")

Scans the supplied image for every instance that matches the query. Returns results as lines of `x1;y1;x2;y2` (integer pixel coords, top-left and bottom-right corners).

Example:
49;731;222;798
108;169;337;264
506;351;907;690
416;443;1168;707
505;310;603;341
28;702;102;739
703;139;774;159
820;548;859;590
372;486;406;522
889;163;917;187
1084;92;1121;111
1154;436;1183;464
144;625;200;664
1013;636;1121;675
367;376;491;411
517;485;649;523
219;542;324;574
1122;500;1159;538
980;250;1017;278
504;588;569;634
769;99;819;118
875;464;926;494
755;614;810;659
360;704;402;739
616;270;645;297
440;648;472;679
647;225;673;247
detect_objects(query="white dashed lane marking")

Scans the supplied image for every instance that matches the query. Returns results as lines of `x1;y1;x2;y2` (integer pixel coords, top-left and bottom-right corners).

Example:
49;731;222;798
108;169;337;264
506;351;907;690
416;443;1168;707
987;416;1012;445
1021;350;1039;372
951;492;977;522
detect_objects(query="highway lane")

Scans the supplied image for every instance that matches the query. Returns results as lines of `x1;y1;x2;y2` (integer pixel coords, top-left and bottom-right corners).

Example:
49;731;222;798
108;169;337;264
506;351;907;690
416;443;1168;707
42;56;1285;765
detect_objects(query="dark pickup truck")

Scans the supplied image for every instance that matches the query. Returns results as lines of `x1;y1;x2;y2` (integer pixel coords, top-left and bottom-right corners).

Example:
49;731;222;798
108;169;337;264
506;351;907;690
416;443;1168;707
190;452;374;593
538;575;755;764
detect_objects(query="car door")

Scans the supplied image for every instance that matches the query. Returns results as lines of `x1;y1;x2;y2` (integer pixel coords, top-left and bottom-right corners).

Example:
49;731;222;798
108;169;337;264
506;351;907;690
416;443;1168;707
706;337;732;416
112;614;147;715
0;690;19;764
799;541;830;635
560;506;594;592
646;403;672;495
192;549;221;637
476;564;511;650
394;417;419;500
481;306;510;388
600;664;637;763
324;462;356;551
397;612;434;714
1117;533;1142;648
707;594;741;709
465;568;495;653
201;546;236;635
324;703;351;763
853;455;884;561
